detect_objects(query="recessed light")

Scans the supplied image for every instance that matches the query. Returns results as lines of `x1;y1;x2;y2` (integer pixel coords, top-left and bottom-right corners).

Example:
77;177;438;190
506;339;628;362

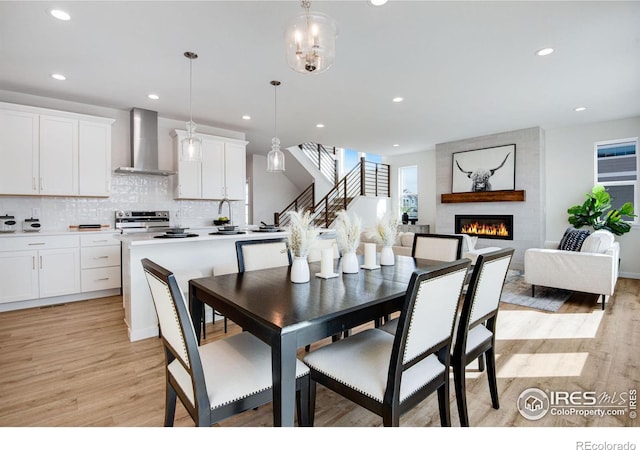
393;144;399;147
316;123;325;128
574;107;587;112
536;47;554;56
369;0;388;6
49;9;71;21
242;115;251;120
392;97;404;103
147;94;159;100
51;73;66;81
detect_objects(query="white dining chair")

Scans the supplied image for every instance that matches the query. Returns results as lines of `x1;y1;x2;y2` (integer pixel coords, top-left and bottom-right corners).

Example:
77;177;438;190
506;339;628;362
302;259;470;426
235;238;292;272
141;258;310;427
412;233;463;261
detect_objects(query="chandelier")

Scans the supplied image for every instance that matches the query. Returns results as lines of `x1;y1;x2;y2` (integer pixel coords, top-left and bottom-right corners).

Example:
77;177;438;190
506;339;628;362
284;0;338;74
267;80;285;172
181;51;202;162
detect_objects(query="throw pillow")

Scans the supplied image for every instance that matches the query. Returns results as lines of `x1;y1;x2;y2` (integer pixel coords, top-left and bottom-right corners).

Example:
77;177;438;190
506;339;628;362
581;230;615;254
558;227;591;252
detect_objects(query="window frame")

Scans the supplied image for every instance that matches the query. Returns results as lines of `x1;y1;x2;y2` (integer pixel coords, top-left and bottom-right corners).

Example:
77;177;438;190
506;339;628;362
398;165;418;220
594;137;638;226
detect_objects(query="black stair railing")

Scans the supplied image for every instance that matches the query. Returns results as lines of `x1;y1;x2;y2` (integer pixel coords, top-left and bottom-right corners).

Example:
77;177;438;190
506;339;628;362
273;157;390;229
299;142;338;185
274;183;315;227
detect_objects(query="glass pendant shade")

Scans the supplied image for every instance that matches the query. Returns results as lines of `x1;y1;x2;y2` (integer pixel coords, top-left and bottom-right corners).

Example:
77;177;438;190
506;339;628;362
182;121;202;162
284;5;337;74
267;137;285;172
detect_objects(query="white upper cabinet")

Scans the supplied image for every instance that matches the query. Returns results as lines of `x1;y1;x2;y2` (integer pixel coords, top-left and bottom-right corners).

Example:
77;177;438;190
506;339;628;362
0;109;39;195
79;120;112;196
0;102;114;197
39;115;79;195
173;130;247;200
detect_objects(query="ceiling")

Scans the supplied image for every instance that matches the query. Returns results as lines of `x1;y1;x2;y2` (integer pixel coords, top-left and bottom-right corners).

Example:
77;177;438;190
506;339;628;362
1;1;639;158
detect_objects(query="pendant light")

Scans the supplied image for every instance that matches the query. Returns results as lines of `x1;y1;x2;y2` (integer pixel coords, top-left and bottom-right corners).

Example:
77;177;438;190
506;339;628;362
181;51;202;162
284;0;338;74
267;80;285;172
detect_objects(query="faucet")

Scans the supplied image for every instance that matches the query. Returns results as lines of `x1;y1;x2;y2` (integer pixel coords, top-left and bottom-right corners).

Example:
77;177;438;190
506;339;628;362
217;198;233;225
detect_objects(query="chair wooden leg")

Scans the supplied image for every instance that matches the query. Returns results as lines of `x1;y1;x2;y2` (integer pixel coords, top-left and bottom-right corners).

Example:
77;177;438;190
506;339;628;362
437;376;451;427
296;375;311;426
165;382;177;427
224;316;228;333
453;361;469;427
201;303;206;339
531;285;535;297
308;379;317;427
477;353;485;372
486;347;500;409
601;294;605;311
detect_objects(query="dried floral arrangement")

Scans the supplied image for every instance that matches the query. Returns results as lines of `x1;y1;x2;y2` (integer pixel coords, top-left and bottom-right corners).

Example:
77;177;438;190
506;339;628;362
335;210;361;254
286;210;318;257
368;213;399;247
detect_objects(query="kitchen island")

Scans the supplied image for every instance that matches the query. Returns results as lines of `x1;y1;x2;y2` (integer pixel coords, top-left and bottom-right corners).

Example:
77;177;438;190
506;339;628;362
118;228;288;341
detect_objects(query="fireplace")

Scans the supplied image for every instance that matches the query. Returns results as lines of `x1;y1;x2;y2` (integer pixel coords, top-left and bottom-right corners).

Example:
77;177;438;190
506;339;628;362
455;214;513;240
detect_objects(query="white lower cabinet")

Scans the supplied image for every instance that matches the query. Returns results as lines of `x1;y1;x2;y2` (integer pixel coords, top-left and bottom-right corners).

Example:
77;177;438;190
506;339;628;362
0;235;80;304
0;233;120;307
80;234;121;293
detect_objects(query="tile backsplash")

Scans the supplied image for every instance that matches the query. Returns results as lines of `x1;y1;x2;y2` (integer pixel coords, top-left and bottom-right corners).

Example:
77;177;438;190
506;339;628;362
0;174;245;232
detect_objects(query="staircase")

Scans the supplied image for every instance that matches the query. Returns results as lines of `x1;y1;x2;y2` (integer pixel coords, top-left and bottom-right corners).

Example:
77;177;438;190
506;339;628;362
274;157;390;228
298;142;338;186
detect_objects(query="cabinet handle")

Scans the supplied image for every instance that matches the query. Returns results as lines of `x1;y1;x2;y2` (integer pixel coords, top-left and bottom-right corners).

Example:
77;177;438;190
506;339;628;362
39;255;43;269
40;177;44;191
32;256;35;270
92;240;109;243
93;256;109;259
28;242;46;246
96;277;110;281
32;177;36;190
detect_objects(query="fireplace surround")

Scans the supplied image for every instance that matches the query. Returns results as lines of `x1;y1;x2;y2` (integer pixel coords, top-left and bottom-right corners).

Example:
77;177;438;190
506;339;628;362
455;214;514;240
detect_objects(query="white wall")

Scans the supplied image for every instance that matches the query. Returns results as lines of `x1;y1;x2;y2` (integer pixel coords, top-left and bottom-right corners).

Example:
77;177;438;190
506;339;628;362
385;149;437;228
546;116;640;277
249;154;301;226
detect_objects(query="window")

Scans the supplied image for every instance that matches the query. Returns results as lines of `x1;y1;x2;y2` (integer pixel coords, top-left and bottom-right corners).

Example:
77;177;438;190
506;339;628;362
595;137;638;224
399;166;418;220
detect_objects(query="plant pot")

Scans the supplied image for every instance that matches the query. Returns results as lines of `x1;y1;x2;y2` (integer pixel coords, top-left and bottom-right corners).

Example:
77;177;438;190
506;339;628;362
401;213;409;225
342;252;359;274
380;246;395;266
290;256;310;283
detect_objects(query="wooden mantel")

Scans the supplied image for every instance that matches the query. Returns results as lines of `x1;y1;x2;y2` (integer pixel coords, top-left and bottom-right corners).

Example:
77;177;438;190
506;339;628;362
441;190;526;203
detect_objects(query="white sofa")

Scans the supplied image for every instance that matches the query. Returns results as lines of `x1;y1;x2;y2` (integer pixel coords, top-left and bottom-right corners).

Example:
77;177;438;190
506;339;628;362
524;230;620;310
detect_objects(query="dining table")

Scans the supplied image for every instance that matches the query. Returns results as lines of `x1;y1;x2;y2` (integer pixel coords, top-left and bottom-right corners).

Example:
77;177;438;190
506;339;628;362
188;254;458;427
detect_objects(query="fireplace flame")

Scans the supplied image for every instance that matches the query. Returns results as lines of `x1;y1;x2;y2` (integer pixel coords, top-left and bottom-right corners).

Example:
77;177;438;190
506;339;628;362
460;221;509;237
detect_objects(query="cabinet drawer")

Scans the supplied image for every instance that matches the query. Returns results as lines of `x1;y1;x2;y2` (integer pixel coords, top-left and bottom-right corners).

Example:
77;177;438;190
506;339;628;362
81;266;121;292
81;245;120;269
80;234;120;247
0;235;79;252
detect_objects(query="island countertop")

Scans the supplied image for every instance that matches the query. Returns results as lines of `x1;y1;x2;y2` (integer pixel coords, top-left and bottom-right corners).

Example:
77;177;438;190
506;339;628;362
116;228;288;246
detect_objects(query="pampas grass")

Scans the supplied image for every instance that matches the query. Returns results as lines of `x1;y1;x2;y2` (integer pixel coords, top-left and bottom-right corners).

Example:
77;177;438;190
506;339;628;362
368;213;399;247
286;210;318;258
335;210;361;254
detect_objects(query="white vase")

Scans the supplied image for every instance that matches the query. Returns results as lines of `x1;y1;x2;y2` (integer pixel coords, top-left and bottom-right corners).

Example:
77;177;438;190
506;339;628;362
290;256;310;283
380;245;395;266
342;252;359;274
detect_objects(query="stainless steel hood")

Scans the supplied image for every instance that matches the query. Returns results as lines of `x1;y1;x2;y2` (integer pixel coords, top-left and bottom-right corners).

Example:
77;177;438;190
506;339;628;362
115;108;175;176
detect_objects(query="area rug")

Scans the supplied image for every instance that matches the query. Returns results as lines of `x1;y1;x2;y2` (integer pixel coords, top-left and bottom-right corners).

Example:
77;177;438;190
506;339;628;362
500;270;572;312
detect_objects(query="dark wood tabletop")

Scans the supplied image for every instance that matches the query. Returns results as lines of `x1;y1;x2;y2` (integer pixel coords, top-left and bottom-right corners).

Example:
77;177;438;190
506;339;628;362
188;254;458;426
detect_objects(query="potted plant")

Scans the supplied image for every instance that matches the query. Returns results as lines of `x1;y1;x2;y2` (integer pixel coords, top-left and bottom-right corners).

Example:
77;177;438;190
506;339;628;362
401;207;409;225
286;210;318;283
368;213;399;265
567;185;636;235
335;210;361;273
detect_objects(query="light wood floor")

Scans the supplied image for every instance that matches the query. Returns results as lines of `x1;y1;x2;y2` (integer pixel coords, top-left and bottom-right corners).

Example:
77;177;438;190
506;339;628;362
0;278;638;427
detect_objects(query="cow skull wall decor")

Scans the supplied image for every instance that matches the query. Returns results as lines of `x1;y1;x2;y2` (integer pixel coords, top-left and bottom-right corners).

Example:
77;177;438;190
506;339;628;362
456;153;511;191
451;144;516;193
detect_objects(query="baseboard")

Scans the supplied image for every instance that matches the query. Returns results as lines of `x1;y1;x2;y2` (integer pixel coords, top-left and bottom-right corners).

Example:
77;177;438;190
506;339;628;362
619;271;640;279
0;288;121;313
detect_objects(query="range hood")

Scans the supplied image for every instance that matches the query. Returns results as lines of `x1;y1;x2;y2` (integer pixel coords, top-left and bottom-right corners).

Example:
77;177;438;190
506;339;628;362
115;108;175;176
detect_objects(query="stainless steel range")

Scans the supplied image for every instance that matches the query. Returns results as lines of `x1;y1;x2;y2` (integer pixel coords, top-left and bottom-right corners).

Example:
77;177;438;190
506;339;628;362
115;210;170;233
